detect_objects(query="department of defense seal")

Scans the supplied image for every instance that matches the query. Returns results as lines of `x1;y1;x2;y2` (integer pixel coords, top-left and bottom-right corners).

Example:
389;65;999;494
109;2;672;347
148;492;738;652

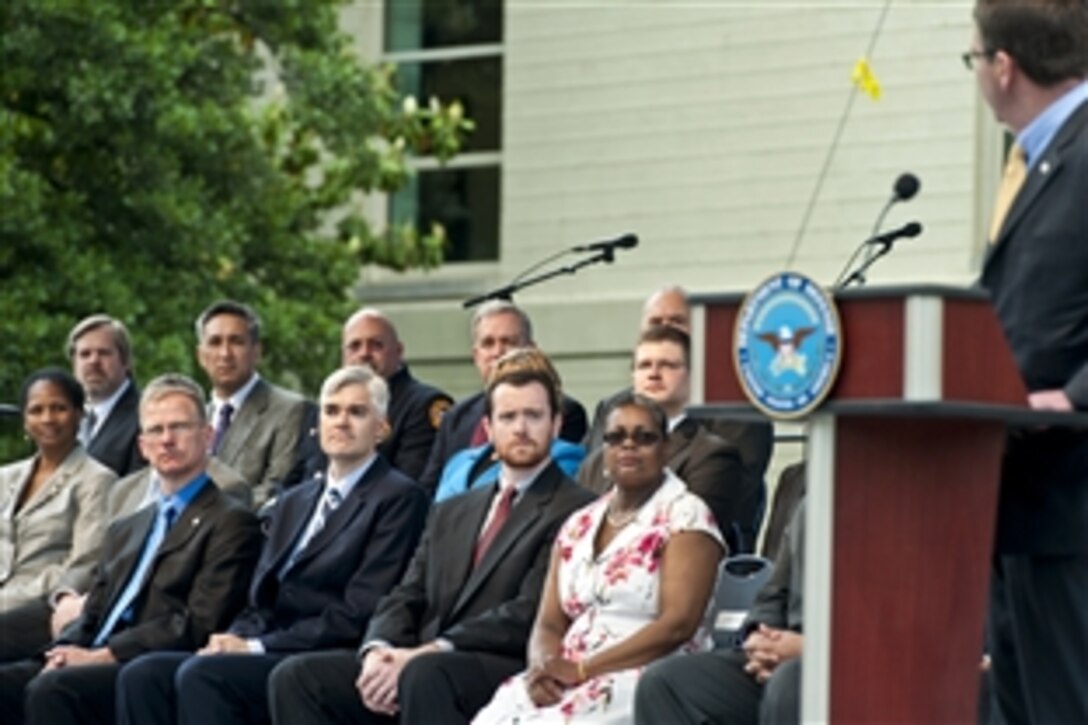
734;272;843;419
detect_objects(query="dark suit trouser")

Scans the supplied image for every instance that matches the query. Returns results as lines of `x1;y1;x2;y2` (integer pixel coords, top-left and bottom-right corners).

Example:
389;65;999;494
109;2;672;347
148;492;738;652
398;650;522;724
0;657;119;725
269;649;386;725
634;649;800;725
989;554;1088;724
118;650;288;725
268;648;521;725
0;599;52;664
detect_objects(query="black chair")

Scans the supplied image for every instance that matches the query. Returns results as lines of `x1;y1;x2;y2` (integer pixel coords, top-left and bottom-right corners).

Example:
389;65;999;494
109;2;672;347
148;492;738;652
712;554;774;649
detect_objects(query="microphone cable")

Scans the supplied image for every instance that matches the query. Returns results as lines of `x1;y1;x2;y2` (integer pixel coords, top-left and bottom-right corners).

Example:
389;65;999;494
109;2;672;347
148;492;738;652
782;0;894;271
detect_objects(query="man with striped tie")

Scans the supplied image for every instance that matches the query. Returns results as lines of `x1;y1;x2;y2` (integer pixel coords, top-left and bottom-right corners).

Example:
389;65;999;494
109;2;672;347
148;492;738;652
0;373;262;724
268;351;595;725
114;365;429;725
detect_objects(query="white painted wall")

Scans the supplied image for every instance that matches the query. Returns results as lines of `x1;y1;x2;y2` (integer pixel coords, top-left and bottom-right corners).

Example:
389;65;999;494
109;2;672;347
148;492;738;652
342;0;1003;410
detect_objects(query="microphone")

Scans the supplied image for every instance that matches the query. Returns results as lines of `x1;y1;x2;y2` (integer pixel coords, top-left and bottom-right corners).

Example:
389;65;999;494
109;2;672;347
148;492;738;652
867;221;923;246
893;172;921;202
571;233;639;253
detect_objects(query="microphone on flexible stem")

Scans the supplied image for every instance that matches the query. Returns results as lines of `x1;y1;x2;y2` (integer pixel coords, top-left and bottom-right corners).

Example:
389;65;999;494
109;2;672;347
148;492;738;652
461;233;640;308
833;172;923;288
837;221;924;289
571;233;639;254
867;221;923;247
893;172;920;202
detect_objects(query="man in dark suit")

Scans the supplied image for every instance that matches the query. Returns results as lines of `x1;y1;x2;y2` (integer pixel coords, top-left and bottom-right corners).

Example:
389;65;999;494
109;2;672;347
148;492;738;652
285;308;452;487
578;326;749;553
0;374;261;725
67;314;144;476
583;287;773;551
196;300;311;509
268;355;595;725
0;457;254;667
634;500;805;725
115;365;429;724
971;3;1088;722
418;300;588;495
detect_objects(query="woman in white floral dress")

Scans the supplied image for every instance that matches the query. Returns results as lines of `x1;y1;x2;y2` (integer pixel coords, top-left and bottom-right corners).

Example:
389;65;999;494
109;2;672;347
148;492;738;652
474;393;725;724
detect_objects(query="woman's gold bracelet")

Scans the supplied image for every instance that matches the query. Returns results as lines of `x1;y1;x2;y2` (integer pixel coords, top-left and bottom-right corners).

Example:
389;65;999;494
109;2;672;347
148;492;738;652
577;660;588;682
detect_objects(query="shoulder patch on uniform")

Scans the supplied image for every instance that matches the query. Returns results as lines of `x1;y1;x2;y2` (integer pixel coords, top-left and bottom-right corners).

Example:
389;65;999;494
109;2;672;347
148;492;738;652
428;398;452;429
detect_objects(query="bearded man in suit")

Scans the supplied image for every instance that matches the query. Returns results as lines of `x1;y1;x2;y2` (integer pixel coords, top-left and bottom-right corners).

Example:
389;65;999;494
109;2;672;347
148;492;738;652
268;352;595;725
417;300;588;495
0;374;261;725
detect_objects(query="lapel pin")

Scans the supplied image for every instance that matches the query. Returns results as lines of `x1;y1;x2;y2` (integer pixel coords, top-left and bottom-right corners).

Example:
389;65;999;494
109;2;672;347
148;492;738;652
191;517;200;527
1040;161;1051;175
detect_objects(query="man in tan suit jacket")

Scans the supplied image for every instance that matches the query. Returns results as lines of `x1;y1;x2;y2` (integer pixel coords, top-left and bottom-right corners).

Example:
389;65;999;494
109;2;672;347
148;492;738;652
195;300;311;509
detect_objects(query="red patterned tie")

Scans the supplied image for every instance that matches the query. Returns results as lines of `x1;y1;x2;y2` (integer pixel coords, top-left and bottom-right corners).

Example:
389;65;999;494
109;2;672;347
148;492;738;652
473;485;517;566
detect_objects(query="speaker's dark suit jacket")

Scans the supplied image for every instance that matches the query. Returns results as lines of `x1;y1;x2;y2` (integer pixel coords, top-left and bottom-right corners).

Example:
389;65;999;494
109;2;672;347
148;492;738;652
578;418;746;554
232;456;428;651
364;460;595;658
418;392;588;496
85;382;144;477
61;478;261;661
979;98;1088;725
980;99;1088;556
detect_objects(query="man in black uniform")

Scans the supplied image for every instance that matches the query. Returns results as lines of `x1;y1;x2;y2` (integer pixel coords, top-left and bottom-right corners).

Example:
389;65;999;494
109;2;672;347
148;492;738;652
286;308;451;486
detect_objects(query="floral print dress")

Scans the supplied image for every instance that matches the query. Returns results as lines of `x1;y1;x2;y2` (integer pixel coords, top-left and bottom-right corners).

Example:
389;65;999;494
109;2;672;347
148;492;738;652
473;471;723;724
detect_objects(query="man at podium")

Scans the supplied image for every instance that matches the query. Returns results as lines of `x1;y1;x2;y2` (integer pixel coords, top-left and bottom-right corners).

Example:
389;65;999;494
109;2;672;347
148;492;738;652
971;1;1088;722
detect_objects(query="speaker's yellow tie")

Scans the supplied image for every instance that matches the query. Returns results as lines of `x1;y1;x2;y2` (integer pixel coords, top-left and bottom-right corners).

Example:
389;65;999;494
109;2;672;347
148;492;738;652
989;143;1027;243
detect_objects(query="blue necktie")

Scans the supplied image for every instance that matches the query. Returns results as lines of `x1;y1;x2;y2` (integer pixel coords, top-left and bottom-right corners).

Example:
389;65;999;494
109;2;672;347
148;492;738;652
94;504;177;646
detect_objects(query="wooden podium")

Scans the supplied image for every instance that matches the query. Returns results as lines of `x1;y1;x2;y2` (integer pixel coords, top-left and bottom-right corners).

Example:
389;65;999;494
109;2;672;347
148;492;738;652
688;285;1085;723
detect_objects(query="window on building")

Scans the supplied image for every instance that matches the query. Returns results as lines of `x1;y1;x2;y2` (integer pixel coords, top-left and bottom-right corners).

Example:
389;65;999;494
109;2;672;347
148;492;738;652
384;0;502;263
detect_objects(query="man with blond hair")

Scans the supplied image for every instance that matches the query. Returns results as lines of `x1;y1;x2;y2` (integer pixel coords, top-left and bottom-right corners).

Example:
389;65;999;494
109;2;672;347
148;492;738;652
0;374;261;724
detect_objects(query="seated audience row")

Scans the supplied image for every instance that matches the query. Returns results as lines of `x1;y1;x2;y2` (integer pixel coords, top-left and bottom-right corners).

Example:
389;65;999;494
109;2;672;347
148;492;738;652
0;286;775;724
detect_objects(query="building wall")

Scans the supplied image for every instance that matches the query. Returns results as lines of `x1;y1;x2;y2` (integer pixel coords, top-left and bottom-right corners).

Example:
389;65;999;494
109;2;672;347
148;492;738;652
342;0;1003;415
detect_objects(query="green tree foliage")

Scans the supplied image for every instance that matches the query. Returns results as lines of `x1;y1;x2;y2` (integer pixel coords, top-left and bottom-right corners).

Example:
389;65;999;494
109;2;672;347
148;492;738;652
0;0;471;456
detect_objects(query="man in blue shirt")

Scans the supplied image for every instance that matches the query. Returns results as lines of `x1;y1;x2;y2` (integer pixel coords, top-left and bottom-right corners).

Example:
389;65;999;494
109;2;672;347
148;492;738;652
115;365;428;725
0;373;261;724
972;1;1088;722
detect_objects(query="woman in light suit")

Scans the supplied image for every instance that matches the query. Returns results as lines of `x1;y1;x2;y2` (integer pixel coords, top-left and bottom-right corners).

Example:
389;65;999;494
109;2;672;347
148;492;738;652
0;369;113;618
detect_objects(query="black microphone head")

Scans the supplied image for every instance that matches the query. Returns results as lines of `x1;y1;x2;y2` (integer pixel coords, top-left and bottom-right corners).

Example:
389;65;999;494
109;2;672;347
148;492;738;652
903;221;923;238
893;173;920;201
616;233;639;249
